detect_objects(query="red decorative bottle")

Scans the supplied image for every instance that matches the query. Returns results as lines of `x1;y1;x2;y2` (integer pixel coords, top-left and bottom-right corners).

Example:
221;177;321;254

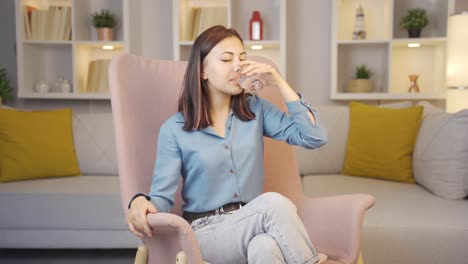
249;11;263;40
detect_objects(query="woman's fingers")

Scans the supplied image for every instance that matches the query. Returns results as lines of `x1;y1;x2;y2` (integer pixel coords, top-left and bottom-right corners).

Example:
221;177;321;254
127;216;144;238
139;209;153;237
128;201;155;238
239;60;275;76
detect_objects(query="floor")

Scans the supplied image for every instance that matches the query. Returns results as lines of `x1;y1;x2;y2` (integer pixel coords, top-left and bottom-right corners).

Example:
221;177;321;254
0;249;136;264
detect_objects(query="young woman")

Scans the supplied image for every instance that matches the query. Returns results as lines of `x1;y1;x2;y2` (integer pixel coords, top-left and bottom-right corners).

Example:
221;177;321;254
127;25;327;264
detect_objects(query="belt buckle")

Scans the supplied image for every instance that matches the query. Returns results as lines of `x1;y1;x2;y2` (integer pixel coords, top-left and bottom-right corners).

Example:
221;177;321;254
219;202;242;215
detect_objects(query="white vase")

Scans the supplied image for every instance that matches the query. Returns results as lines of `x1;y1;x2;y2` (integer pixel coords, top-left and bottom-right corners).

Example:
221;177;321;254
60;80;72;93
34;80;49;93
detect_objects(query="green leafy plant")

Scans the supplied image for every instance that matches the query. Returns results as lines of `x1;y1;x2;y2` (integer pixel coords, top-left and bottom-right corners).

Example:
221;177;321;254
0;68;13;101
91;9;117;28
354;64;373;79
400;8;429;30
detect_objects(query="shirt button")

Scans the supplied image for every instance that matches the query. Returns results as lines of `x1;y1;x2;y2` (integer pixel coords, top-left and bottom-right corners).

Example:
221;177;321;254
224;145;229;150
233;193;238;198
229;169;234;173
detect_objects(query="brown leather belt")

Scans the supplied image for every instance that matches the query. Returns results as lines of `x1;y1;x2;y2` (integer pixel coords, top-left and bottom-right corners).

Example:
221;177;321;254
183;202;247;223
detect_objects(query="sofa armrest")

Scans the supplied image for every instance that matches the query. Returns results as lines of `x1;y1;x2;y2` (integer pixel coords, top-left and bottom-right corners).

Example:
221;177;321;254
298;194;375;264
142;213;204;264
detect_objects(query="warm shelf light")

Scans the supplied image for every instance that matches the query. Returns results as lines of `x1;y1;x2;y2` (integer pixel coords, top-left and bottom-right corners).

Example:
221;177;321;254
250;45;263;50
446;12;468;112
102;45;114;50
407;43;421;48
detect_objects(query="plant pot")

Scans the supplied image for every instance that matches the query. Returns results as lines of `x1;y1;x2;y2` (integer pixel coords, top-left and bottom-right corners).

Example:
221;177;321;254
408;28;422;38
347;79;375;93
97;27;114;41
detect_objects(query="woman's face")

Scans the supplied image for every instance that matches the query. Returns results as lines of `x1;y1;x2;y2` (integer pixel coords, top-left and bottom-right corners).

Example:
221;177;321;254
202;36;246;97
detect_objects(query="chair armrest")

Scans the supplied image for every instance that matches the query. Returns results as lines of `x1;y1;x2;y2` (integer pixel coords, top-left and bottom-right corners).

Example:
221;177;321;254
297;194;375;264
141;213;204;264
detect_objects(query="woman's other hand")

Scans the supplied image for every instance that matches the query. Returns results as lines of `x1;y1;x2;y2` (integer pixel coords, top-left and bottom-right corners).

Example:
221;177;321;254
127;196;158;238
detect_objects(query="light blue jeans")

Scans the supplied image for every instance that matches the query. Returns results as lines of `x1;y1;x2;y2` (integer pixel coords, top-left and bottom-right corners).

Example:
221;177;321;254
191;192;319;264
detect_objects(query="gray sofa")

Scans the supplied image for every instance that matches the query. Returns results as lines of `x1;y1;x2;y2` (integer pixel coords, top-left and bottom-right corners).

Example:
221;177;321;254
1;103;467;264
0;112;139;248
298;104;468;264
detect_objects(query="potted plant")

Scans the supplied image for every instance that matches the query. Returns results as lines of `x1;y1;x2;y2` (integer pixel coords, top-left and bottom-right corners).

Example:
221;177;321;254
347;64;374;93
91;9;117;41
400;8;429;38
0;68;13;105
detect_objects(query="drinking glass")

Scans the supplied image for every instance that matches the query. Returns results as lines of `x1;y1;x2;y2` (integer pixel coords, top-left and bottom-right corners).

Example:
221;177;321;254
232;67;272;95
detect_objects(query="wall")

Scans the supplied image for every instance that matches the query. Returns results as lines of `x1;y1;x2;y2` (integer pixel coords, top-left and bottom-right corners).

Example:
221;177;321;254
0;0;18;106
1;0;466;112
286;0;334;105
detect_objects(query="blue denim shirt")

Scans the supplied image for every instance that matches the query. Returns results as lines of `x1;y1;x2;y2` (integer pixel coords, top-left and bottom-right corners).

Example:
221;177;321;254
148;95;327;213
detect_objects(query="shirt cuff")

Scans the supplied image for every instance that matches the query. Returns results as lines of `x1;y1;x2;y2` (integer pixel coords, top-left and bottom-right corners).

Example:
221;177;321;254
286;93;317;115
149;196;171;213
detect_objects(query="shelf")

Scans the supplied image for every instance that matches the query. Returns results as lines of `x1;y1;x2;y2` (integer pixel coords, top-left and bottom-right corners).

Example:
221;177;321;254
337;40;390;45
391;41;446;95
179;40;281;48
336;43;389;93
392;0;449;39
330;92;446;100
74;41;125;48
73;0;124;41
336;0;392;41
23;40;73;45
391;37;446;47
15;0;135;100
331;0;454;101
18;92;111;100
173;0;286;76
230;0;282;41
21;43;73;94
74;43;125;94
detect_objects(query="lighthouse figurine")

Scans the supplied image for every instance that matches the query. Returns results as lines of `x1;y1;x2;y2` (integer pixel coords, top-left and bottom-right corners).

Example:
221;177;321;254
352;5;367;40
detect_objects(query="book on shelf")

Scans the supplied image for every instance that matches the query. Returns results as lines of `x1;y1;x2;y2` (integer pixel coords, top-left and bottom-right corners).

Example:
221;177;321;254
186;6;227;40
24;5;71;41
86;59;111;94
23;5;36;40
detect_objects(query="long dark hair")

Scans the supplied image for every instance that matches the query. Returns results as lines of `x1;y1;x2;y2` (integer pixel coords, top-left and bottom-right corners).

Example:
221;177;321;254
178;25;255;131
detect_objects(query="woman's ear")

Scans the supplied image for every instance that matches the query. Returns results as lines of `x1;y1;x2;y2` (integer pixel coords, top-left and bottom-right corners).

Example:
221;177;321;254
201;72;208;80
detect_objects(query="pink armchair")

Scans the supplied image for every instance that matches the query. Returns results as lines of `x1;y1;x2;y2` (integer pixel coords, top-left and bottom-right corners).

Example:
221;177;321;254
109;53;375;264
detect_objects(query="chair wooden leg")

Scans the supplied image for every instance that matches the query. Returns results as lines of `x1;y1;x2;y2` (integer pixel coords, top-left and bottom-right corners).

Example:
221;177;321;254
134;244;149;264
317;253;328;264
176;251;187;264
357;251;364;264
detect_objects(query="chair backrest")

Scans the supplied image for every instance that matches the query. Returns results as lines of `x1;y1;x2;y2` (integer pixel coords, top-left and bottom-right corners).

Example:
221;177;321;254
110;54;304;216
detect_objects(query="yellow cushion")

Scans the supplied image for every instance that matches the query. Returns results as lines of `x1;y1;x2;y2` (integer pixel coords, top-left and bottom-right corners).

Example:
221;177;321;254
0;108;81;182
341;102;423;183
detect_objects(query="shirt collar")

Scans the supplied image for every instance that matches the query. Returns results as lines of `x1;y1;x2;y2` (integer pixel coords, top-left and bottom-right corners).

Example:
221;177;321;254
175;110;234;137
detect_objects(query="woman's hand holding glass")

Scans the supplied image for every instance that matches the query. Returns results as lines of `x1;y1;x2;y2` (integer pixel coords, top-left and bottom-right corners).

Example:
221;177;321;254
232;60;282;95
127;196;158;238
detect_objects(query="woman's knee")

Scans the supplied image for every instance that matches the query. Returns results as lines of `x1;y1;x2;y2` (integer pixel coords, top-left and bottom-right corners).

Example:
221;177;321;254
257;192;297;212
248;233;284;262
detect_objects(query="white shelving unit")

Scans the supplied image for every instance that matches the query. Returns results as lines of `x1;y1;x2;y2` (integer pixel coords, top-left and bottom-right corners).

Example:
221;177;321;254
331;0;455;100
15;0;140;100
172;0;286;77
